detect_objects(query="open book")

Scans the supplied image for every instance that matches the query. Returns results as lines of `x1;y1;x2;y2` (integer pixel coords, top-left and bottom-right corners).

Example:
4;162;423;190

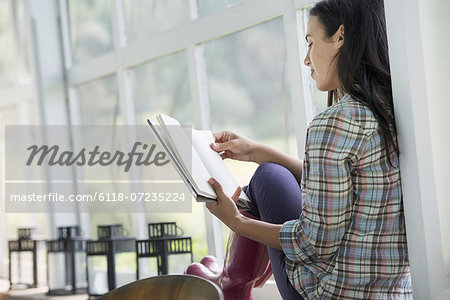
147;114;251;211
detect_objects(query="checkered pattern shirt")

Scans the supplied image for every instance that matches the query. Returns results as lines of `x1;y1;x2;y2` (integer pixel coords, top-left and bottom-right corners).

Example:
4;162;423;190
279;95;412;299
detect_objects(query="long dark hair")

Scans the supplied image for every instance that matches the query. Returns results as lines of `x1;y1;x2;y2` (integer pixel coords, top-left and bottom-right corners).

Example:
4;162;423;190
309;0;399;161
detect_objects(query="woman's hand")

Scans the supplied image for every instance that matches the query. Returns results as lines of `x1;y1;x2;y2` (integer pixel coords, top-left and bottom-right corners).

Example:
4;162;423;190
211;131;303;183
210;131;258;162
205;177;283;250
205;178;242;229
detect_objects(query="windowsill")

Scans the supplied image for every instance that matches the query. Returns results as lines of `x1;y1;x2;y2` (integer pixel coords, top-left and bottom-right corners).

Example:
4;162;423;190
253;280;283;300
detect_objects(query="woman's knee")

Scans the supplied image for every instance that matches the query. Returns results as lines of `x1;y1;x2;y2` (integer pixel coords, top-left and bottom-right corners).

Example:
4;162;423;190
252;162;293;185
248;163;302;221
251;163;298;194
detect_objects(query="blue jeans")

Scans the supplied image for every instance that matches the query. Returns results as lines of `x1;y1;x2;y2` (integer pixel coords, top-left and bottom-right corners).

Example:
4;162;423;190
242;162;304;300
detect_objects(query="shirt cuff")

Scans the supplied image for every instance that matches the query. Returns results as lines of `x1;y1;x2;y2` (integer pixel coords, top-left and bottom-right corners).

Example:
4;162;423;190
279;219;316;265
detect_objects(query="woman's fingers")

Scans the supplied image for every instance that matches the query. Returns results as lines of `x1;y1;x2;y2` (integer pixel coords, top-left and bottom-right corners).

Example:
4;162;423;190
208;178;241;204
211;140;234;152
208;178;225;197
219;150;233;160
213;131;223;143
231;186;242;204
213;131;236;143
211;131;248;161
213;131;228;143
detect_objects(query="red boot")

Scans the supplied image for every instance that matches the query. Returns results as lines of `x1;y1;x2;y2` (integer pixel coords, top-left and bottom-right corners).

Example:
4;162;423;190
185;212;272;300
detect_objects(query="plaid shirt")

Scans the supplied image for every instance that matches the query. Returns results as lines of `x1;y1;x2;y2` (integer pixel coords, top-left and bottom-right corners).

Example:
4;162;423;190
279;95;412;299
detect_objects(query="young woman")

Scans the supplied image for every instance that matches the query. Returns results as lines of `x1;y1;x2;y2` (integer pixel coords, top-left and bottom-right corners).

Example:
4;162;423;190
187;0;412;299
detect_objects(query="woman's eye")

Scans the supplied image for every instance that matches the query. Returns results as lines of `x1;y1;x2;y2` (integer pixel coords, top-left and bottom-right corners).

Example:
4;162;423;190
308;42;313;48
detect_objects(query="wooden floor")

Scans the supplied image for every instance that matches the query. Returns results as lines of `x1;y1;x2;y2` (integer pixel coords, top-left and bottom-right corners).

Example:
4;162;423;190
0;279;282;300
0;281;87;300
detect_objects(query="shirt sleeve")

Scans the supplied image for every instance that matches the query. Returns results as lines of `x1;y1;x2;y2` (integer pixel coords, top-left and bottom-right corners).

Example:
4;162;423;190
279;108;367;265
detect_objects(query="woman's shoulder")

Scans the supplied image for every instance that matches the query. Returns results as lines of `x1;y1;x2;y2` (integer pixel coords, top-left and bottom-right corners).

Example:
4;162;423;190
310;94;379;135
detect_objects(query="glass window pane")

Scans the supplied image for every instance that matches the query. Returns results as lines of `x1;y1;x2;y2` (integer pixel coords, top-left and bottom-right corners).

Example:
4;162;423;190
76;75;121;126
16;252;33;285
0;0;31;87
130;51;207;263
130;51;193;126
0;0;17;88
47;252;66;290
204;17;297;157
1;104;51;283
68;0;113;64
75;76;132;235
87;255;108;295
123;0;187;43
196;0;240;17
137;257;159;278
203;17;297;255
75;251;88;288
14;0;31;85
301;8;328;116
115;252;137;288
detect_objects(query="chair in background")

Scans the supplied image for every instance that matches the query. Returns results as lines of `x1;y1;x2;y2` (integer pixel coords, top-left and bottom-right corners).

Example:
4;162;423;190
98;274;224;300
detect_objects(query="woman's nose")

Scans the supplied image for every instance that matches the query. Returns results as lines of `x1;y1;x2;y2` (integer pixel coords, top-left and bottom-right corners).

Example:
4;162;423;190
304;52;310;67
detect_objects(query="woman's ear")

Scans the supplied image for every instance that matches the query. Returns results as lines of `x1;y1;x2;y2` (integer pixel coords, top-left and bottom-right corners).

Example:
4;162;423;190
337;24;344;48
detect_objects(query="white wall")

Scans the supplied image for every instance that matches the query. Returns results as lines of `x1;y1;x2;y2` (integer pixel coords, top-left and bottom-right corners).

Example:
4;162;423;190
384;0;450;298
417;0;450;289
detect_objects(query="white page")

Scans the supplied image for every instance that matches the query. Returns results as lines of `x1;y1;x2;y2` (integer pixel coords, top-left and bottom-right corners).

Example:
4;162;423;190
147;119;198;197
155;116;189;173
189;128;250;202
157;114;216;198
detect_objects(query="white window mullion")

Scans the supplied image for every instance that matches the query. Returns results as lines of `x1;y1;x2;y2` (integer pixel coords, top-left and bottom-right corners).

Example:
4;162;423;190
111;0;147;239
188;0;199;20
187;43;224;261
68;0;307;87
187;0;224;262
187;45;211;130
57;0;73;69
293;0;312;10
55;0;92;237
68;52;116;86
282;4;309;157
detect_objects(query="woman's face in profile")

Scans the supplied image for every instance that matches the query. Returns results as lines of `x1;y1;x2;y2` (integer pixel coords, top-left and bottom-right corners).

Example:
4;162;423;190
304;16;343;92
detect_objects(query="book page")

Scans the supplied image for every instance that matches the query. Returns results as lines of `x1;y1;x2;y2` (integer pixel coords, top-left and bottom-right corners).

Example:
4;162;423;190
147;119;198;197
157;114;216;198
188;128;250;204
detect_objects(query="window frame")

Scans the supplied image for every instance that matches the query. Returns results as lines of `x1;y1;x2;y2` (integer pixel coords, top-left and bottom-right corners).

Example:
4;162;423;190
57;0;312;266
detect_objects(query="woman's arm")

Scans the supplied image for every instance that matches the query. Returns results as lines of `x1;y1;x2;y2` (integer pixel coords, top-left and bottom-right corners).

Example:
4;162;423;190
205;178;283;250
229;214;283;250
252;142;303;183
